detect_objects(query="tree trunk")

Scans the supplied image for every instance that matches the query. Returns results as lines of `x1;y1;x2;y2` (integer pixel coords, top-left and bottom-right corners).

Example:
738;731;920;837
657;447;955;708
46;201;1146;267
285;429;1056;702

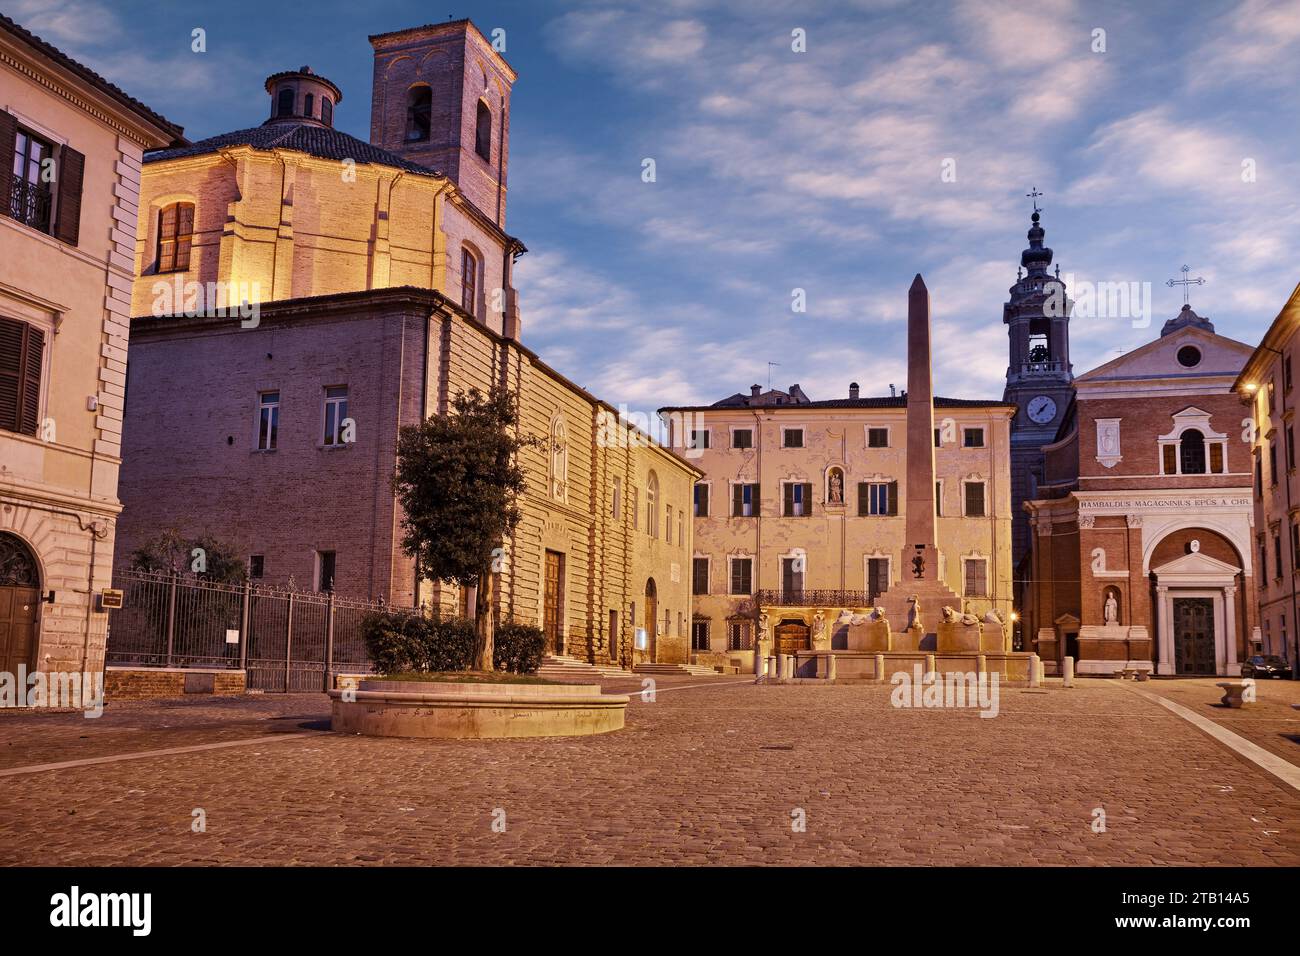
474;568;495;671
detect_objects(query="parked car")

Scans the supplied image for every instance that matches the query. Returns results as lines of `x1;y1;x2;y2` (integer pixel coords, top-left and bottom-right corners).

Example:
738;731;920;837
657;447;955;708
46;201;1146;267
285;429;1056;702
1240;655;1294;680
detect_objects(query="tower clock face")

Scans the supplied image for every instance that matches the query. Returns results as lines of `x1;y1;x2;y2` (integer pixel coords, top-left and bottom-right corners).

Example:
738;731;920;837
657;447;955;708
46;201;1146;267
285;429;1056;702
1027;395;1057;424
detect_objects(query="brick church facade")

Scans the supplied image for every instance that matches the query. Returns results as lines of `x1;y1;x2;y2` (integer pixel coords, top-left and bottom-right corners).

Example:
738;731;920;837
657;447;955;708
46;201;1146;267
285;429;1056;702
113;21;697;667
1021;305;1259;675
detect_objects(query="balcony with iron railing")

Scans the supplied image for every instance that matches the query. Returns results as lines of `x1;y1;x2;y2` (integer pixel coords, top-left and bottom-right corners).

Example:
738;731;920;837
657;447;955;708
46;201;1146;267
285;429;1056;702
755;588;883;608
8;179;52;234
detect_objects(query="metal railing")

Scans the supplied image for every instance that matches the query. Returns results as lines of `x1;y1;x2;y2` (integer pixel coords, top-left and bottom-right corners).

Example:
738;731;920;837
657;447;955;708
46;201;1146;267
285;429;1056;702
8;179;52;233
754;589;882;608
106;569;380;691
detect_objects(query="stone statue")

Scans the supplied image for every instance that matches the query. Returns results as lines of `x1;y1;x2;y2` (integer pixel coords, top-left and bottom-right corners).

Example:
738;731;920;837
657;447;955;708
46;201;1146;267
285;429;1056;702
983;608;1006;626
813;610;825;638
869;606;886;621
941;605;961;624
758;611;770;638
1104;592;1119;625
828;471;844;505
907;594;923;631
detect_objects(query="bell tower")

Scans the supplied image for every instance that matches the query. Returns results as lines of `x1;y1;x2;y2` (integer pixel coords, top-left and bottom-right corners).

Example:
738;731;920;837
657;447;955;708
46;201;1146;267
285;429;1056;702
1003;197;1075;568
368;20;516;228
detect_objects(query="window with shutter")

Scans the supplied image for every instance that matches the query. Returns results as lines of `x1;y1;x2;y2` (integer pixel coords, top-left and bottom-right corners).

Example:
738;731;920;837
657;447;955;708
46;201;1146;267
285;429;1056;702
963;559;988;597
964;481;986;517
156;202;194;273
53;145;83;245
887;480;899;515
694;483;709;517
729;558;752;595
0;318;43;436
692;558;709;595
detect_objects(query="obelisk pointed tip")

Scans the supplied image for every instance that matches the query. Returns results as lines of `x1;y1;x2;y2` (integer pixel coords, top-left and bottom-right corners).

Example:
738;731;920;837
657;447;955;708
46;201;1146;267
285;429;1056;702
910;273;927;290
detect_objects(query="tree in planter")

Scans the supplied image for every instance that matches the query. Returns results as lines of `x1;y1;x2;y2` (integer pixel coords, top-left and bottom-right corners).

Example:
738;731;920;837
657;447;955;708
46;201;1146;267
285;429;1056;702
393;388;540;671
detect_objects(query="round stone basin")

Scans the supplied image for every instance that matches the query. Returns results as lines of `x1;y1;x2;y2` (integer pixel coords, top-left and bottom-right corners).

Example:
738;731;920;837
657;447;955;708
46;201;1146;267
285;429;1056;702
327;678;629;739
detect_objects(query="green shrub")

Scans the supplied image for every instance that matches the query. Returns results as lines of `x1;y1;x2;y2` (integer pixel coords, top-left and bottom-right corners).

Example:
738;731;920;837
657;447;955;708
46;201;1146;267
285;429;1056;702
361;609;476;673
425;617;476;672
493;621;546;674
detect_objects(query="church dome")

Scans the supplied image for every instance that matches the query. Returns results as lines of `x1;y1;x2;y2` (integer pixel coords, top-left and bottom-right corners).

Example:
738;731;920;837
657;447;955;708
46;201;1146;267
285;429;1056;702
1020;211;1054;271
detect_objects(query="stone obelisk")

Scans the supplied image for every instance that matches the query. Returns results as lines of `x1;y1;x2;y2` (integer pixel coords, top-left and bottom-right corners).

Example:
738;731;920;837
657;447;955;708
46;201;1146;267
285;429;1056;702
906;274;939;581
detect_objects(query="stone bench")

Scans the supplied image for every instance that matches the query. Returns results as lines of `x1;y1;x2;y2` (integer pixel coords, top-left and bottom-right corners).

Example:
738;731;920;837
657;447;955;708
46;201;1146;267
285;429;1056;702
1216;681;1252;709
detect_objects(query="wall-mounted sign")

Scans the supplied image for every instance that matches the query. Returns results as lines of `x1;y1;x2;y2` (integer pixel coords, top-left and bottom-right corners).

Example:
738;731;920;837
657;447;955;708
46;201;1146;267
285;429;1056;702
97;589;124;611
225;629;241;645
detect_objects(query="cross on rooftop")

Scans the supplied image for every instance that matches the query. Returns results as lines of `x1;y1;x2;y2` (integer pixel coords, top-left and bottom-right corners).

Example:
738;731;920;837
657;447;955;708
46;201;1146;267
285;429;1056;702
1026;186;1043;214
1165;264;1205;307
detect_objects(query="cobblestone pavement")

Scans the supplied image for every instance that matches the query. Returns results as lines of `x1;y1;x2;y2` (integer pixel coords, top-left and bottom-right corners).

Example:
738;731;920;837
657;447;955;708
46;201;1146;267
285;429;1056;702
0;675;1296;865
1123;677;1300;767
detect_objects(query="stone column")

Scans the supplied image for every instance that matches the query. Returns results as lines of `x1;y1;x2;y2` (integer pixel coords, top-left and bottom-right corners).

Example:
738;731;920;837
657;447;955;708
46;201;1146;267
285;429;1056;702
1155;584;1173;675
1224;585;1239;673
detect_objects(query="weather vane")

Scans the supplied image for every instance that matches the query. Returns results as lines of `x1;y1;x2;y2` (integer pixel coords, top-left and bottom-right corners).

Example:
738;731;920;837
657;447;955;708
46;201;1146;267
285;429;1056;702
1026;186;1043;214
1165;264;1205;307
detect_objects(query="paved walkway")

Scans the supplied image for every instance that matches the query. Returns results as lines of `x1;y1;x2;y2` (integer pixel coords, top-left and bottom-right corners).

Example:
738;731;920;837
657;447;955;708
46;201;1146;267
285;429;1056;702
0;676;1295;865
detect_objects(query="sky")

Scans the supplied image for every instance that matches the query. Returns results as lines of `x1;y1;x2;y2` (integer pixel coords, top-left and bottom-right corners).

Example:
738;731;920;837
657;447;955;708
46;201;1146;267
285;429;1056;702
10;0;1300;418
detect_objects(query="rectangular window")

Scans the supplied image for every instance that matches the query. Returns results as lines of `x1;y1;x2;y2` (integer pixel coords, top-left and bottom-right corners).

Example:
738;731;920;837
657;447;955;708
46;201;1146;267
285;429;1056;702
732;428;753;449
963;558;988;598
732;483;758;517
678;509;684;545
249;555;265;579
694;483;709;517
782;427;804;448
1274;533;1284;580
781;557;804;599
156;202;194;273
935;481;942;516
630;488;639;530
1270;443;1278;485
257;391;280;450
964;481;987;517
1289;428;1296;471
691;619;711;652
665;505;673;544
612;476;622;519
727;620;753;651
963;427;985;448
693;557;709;595
315;550;336;592
783;482;812;517
1210;442;1225;474
729;557;753;595
0;317;44;436
858;481;898;516
8;127;54;233
867;427;889;448
867;557;889;602
1292;522;1300;570
934;428;942;448
1164;444;1178;476
1287;355;1294;392
687;428;710;450
1255;458;1262;499
323;385;348;445
461;248;478;317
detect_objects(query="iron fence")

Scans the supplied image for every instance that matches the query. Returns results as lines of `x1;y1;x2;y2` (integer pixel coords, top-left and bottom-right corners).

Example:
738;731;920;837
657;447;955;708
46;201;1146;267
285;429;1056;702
106;569;380;691
755;589;880;608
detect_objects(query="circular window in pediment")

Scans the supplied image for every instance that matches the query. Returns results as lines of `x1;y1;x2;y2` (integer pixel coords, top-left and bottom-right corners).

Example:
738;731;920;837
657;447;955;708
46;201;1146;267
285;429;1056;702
1176;345;1202;368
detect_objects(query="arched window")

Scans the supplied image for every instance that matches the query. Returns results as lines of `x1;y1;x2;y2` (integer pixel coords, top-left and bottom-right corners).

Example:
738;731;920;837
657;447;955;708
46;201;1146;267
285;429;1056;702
406;86;432;142
321;97;333;127
646;471;659;538
156;202;194;273
460;246;480;319
475;99;491;161
0;532;40;587
550;416;568;500
1180;429;1207;475
276;87;295;118
303;93;314;120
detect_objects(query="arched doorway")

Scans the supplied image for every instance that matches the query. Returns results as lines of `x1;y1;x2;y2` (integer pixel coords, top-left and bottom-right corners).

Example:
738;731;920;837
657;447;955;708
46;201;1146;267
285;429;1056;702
0;533;40;677
644;578;657;660
1147;528;1245;676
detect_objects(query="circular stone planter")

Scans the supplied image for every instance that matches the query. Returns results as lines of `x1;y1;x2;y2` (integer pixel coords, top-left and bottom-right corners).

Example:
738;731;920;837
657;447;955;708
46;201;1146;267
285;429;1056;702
327;679;629;739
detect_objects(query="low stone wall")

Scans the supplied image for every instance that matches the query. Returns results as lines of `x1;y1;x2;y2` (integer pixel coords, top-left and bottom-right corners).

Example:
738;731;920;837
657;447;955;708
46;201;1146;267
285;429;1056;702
330;679;629;739
104;667;246;701
789;650;1033;682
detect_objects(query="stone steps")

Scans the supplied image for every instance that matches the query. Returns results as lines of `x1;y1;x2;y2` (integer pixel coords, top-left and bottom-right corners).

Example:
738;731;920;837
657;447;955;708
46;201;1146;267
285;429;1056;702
633;663;723;677
537;655;634;683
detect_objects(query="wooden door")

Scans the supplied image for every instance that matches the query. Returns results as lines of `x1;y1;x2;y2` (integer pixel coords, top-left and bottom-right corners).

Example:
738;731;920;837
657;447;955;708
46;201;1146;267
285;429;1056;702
1173;598;1216;675
0;586;38;677
543;550;564;654
774;621;809;656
